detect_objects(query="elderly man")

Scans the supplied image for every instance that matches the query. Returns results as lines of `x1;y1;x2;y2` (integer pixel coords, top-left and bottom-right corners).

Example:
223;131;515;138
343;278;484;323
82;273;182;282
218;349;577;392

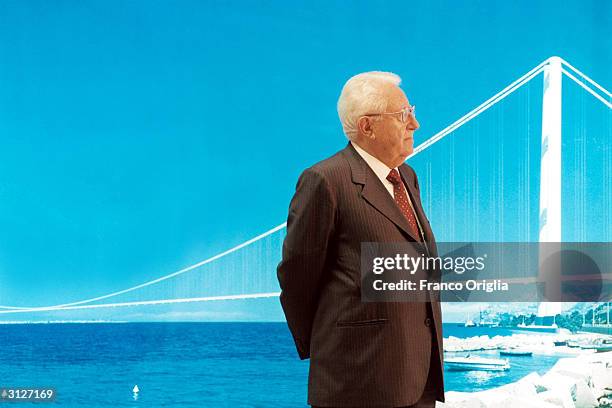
277;72;444;408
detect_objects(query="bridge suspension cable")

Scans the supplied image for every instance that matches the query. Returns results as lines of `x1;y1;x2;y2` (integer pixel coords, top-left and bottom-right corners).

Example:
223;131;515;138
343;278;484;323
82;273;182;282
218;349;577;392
0;223;286;312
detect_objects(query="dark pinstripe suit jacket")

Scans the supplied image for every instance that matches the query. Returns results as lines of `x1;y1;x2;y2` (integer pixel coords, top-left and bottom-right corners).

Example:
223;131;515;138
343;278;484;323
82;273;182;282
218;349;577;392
277;143;444;407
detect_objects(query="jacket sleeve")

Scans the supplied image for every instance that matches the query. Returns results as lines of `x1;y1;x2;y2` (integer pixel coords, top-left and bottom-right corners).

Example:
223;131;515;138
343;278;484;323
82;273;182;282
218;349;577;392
277;168;336;360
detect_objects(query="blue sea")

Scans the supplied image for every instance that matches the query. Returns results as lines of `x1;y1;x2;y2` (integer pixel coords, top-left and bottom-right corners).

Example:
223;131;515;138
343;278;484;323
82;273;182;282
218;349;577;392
0;322;568;407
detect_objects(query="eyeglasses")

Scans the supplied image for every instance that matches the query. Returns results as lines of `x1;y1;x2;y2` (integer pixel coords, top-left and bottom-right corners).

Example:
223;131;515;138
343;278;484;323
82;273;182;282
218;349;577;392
363;105;416;123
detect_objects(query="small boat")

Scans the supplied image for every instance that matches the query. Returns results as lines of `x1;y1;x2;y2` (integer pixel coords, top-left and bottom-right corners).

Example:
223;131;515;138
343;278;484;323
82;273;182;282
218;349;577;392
553;340;567;346
445;355;510;371
580;344;612;353
500;349;533;356
518;323;560;334
464;319;477;327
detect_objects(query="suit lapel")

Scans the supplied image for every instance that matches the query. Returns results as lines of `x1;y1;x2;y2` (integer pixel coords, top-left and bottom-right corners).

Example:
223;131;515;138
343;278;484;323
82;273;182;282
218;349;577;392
343;144;421;242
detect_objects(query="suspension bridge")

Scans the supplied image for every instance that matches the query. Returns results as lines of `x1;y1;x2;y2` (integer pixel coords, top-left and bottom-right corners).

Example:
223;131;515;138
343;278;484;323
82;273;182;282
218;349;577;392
1;56;610;320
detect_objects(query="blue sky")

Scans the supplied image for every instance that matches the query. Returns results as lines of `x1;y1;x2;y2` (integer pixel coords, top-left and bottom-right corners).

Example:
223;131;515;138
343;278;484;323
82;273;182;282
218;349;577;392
0;0;609;321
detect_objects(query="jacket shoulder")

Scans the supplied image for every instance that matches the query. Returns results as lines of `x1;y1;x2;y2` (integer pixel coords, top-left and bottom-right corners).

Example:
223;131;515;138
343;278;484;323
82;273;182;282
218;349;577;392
303;147;351;181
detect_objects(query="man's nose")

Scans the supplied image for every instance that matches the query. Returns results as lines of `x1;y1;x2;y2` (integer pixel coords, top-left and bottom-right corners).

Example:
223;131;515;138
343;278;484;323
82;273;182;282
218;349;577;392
407;115;419;130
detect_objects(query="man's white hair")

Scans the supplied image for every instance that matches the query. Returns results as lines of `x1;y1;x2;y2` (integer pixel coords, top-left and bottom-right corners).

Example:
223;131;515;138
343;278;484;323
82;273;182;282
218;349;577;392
337;71;402;139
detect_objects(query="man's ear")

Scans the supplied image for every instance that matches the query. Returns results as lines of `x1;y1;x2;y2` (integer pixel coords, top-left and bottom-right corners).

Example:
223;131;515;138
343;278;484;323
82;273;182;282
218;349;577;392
357;116;375;139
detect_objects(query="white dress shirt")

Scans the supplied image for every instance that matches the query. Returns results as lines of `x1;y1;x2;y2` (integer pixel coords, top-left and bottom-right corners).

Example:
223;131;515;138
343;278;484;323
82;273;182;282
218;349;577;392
351;141;404;198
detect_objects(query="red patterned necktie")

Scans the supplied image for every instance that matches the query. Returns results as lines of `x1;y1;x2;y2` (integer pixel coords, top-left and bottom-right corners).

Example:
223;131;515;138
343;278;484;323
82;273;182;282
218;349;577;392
386;169;422;241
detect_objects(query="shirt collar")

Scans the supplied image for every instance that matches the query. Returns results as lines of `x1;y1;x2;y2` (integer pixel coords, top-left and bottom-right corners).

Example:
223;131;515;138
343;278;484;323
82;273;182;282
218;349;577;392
351;141;397;182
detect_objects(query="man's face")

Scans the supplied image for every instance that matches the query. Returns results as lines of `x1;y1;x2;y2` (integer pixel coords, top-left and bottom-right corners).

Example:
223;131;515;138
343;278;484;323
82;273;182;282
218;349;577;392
371;85;420;168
